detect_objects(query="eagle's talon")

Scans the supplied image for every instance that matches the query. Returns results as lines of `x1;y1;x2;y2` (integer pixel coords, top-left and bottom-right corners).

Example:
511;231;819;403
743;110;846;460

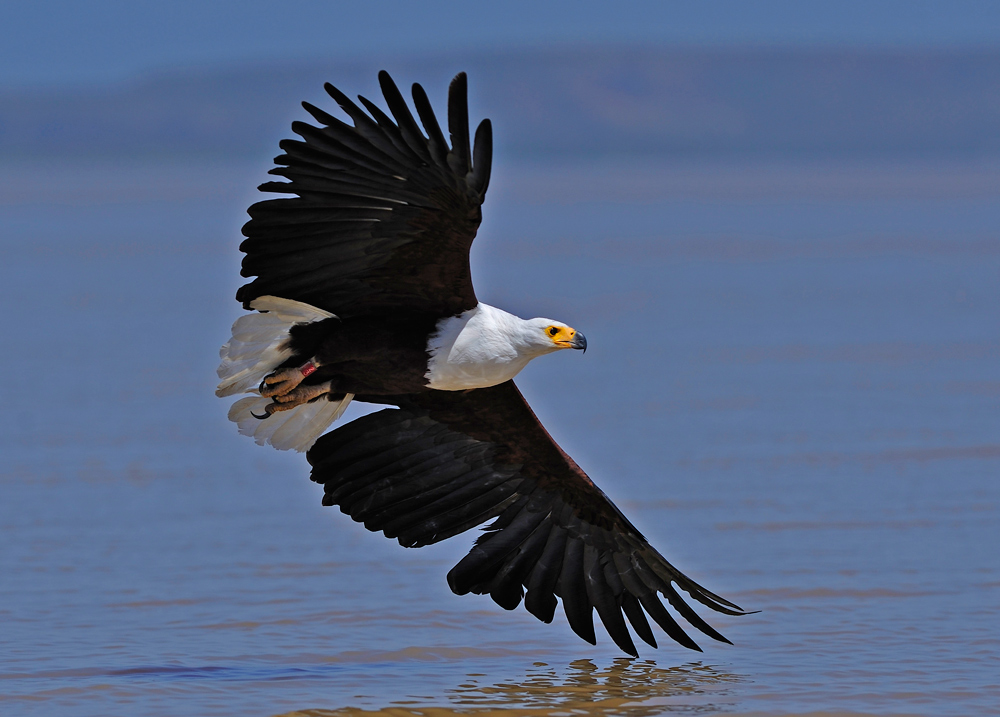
261;381;334;411
260;367;307;398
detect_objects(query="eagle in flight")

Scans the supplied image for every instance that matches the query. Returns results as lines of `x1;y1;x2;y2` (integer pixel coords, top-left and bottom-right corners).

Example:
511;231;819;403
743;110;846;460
217;71;747;655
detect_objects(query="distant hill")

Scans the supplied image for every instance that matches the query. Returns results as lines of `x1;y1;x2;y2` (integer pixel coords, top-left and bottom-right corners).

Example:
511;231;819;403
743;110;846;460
2;46;999;160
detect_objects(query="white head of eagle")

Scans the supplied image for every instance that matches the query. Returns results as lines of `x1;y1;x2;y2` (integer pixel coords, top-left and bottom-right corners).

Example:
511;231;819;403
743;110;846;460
425;303;587;391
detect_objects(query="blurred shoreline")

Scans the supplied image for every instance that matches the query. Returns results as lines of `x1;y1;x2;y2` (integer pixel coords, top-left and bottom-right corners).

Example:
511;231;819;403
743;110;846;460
2;45;999;162
3;156;1000;210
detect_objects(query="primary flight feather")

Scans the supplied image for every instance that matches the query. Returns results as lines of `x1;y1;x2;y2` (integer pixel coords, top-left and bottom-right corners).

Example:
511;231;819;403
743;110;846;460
217;71;747;655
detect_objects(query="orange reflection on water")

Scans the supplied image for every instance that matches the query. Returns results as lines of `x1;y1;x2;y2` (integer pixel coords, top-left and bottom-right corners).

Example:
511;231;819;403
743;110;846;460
277;658;744;716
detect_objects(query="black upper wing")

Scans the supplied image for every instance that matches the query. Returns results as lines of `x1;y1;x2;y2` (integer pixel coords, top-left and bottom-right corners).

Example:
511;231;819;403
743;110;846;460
237;71;492;318
306;381;747;655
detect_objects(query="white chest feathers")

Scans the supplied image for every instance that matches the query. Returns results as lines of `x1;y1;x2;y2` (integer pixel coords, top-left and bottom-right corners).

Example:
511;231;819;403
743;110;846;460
425;304;553;390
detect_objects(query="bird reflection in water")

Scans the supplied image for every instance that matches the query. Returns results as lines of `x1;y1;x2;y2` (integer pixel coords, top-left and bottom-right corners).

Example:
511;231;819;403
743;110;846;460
278;659;743;716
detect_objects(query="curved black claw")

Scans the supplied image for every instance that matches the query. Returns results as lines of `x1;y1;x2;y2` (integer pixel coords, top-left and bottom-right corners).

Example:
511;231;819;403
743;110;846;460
258;376;273;394
251;404;274;420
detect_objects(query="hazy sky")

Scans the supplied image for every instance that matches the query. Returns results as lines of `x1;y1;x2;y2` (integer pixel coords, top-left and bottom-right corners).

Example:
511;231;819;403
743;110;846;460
4;0;1000;89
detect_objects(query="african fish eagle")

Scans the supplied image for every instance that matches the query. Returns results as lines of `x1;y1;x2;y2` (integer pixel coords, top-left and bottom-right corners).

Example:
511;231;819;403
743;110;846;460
217;71;747;655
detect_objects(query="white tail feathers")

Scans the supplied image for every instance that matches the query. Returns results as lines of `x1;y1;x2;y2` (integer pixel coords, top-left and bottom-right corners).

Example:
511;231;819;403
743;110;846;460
228;394;353;452
216;296;334;398
217;296;353;452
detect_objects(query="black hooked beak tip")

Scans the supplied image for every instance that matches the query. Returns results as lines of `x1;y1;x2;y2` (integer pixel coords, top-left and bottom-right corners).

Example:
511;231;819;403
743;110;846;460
571;331;587;353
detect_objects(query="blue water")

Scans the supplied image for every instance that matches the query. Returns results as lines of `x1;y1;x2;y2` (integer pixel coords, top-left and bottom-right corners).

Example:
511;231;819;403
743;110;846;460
1;159;997;716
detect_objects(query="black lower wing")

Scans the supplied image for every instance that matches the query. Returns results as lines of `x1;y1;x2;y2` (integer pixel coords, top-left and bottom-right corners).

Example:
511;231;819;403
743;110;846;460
306;381;748;655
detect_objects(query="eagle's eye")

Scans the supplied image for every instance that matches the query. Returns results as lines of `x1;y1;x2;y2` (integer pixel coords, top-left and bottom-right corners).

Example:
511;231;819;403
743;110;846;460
548;326;559;336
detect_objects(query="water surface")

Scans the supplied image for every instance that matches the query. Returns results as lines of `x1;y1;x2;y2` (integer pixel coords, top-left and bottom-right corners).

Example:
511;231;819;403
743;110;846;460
1;158;997;716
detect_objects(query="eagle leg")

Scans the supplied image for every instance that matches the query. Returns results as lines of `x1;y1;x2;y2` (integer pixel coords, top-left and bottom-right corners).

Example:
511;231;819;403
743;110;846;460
262;380;335;414
260;359;320;398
